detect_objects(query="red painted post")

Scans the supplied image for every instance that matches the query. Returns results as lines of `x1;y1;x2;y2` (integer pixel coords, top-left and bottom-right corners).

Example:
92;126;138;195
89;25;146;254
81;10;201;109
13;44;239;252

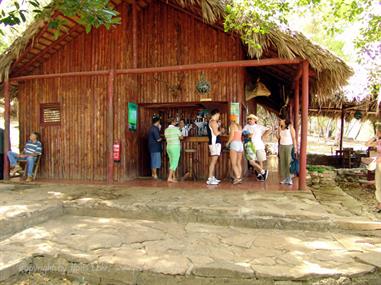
299;61;309;190
107;70;115;184
294;79;300;146
3;80;10;180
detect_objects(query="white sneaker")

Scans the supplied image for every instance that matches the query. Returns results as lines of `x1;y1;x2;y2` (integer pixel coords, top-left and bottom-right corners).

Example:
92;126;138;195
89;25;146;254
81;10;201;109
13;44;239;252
206;177;219;185
212;177;221;183
286;177;293;185
280;179;287;184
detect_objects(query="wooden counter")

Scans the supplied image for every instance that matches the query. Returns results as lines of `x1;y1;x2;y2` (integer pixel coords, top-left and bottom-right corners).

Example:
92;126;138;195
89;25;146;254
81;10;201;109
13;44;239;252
161;136;230;180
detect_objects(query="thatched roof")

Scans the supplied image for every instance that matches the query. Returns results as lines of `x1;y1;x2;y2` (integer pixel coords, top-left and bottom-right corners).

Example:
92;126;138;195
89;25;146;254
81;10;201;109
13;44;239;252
0;0;353;105
309;91;378;121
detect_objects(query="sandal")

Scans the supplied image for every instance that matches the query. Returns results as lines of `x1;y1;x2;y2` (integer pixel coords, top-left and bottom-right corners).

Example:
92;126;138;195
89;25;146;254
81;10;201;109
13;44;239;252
233;178;242;185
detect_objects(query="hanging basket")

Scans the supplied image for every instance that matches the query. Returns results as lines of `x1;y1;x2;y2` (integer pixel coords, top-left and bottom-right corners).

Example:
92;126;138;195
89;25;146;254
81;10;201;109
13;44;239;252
196;73;211;94
246;78;271;101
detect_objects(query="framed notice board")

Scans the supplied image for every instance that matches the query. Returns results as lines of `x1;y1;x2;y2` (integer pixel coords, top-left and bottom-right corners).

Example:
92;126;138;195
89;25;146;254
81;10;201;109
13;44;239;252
230;102;240;124
128;102;138;131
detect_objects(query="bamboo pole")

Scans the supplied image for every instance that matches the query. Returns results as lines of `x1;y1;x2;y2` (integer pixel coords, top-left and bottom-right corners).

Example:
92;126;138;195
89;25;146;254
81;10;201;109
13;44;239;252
107;70;115;184
3;80;10;180
299;60;309;191
339;108;345;152
132;0;138;68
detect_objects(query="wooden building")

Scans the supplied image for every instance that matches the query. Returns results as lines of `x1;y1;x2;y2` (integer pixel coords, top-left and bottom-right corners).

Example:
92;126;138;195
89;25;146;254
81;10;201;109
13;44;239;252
0;0;352;189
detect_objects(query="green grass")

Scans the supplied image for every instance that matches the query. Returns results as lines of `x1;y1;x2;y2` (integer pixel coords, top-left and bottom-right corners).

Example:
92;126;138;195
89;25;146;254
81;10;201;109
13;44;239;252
307;165;334;173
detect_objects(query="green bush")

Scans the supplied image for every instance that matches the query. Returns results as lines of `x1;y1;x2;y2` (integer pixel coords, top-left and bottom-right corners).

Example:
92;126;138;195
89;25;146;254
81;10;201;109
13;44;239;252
307;165;333;173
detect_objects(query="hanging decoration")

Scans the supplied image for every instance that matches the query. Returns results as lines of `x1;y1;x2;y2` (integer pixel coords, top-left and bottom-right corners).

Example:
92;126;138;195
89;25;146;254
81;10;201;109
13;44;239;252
246;78;271;101
354;110;362;120
196;73;211;94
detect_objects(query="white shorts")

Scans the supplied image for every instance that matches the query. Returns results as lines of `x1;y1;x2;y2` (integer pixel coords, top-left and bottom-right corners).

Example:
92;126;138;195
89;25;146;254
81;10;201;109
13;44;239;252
230;141;243;153
209;143;221;156
256;149;267;161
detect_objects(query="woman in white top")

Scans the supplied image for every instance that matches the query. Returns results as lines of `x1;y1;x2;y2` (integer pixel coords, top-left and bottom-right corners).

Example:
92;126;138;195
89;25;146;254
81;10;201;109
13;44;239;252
276;117;297;185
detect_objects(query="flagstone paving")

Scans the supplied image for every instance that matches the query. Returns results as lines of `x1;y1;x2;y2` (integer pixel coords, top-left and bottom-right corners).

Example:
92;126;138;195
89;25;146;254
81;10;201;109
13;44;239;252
0;183;380;284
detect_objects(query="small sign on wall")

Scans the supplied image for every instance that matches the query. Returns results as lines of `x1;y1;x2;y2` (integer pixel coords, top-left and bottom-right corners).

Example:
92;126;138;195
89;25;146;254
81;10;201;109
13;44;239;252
128;102;138;131
230;102;240;124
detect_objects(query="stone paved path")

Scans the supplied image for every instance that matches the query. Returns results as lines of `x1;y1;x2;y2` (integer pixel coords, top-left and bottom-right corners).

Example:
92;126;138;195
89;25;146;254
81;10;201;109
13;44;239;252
0;183;381;284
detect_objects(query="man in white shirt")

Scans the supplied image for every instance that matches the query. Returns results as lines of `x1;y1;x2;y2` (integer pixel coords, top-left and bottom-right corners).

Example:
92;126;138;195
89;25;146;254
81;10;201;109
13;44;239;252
243;114;271;180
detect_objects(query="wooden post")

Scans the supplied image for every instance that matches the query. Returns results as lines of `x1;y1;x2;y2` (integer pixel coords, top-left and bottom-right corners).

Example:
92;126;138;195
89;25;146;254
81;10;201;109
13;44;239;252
252;101;258;115
132;0;138;68
289;98;294;124
340;108;344;152
3;80;10;180
294;79;300;146
299;60;309;191
107;70;115;184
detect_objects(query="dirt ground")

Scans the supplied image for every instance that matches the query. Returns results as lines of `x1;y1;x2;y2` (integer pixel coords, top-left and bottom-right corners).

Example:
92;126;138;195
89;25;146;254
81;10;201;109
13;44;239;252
339;183;381;218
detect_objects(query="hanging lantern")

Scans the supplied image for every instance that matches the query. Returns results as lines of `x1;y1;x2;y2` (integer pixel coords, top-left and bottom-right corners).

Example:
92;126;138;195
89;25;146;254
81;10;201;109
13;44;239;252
354;111;362;120
246;78;271;101
196;73;211;94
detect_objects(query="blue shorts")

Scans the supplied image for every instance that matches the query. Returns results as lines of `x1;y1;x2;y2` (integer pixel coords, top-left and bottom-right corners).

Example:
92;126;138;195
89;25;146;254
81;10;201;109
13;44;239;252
150;152;161;169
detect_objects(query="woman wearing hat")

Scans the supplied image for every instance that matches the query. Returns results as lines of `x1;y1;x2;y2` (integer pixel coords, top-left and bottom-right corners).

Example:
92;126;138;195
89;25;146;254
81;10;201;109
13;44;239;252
243;114;270;180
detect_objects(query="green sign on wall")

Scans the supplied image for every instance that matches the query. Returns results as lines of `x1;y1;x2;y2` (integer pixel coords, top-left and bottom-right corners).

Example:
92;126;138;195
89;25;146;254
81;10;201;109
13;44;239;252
128;102;138;131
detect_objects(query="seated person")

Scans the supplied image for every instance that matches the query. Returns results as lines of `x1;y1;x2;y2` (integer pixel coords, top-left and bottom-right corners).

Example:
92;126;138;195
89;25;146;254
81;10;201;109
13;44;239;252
8;132;42;181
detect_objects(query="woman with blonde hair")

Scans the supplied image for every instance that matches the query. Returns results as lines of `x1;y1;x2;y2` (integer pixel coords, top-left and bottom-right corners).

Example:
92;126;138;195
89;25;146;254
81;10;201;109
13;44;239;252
227;117;243;184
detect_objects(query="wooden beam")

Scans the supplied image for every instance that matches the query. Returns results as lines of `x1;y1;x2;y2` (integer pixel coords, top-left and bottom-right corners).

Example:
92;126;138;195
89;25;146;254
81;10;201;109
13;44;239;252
3;80;10;180
14;25;84;74
339;108;345;152
107;70;115;184
299;60;309;191
116;58;302;74
11;58;302;82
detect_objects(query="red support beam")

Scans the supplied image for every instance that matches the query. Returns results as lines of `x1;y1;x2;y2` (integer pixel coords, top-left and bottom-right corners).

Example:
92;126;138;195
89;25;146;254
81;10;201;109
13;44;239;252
299;60;309;191
10;58;302;82
3;80;10;180
294;79;300;146
132;0;138;68
107;70;115;184
116;58;302;75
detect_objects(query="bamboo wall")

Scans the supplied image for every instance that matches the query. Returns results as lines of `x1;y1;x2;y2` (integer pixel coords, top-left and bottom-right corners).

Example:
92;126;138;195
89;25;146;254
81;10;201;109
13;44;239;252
17;1;245;181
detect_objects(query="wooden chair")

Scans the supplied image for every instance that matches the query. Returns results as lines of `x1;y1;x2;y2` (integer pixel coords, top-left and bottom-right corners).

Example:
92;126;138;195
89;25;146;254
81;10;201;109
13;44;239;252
335;148;354;168
19;155;41;180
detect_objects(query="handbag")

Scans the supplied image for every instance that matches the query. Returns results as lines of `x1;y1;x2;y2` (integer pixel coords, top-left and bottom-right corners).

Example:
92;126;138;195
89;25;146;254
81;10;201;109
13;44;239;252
290;148;299;176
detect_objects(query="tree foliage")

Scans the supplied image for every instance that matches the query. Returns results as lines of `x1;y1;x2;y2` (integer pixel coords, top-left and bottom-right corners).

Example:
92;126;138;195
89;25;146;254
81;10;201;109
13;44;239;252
0;0;120;37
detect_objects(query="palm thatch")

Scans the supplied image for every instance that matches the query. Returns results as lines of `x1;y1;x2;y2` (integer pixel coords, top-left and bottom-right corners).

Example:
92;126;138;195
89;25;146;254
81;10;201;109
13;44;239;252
0;0;352;105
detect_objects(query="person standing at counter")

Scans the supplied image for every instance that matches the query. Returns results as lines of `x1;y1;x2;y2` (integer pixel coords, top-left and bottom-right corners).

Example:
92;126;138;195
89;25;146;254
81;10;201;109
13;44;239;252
148;116;162;179
165;117;183;183
179;119;192;137
206;109;224;185
243;114;270;180
227;119;243;184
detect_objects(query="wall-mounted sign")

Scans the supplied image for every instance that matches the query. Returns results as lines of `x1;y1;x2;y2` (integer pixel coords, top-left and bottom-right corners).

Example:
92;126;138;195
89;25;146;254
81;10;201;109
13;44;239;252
230;102;240;124
128;102;138;131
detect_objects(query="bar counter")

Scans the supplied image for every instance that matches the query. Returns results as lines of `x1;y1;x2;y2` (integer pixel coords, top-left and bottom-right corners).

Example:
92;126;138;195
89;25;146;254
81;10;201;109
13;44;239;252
161;136;230;180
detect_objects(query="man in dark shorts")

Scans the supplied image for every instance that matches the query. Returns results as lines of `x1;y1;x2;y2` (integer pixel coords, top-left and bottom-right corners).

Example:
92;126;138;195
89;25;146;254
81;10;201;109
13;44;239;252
148;115;162;179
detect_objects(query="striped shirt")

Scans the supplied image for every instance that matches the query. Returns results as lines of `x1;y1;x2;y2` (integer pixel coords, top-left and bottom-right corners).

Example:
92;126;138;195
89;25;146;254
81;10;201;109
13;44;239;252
24;140;42;155
164;125;181;146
